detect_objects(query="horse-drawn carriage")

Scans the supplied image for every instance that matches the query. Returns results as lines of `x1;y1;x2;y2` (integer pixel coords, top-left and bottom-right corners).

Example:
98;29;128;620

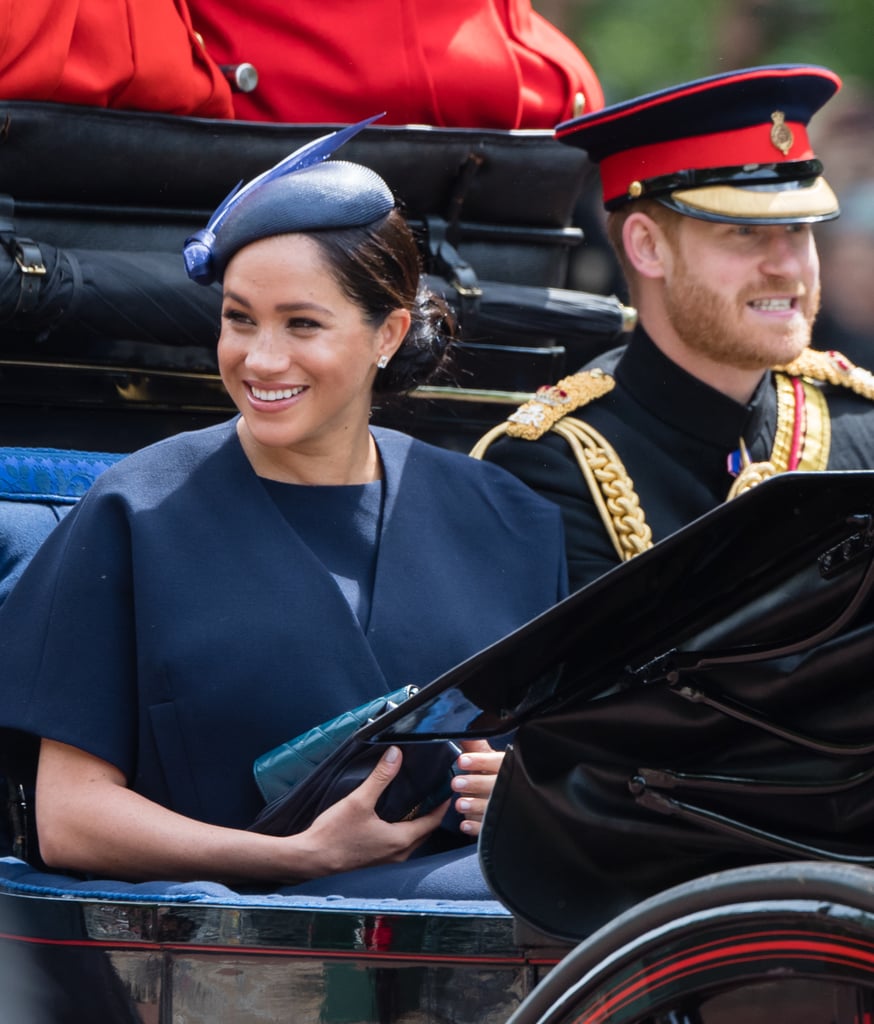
2;99;874;1023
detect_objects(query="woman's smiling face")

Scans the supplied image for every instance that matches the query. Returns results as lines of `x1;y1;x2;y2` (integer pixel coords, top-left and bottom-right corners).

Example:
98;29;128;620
218;233;407;471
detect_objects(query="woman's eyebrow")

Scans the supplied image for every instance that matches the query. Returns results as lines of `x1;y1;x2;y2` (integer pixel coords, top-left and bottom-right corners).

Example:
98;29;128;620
222;292;332;316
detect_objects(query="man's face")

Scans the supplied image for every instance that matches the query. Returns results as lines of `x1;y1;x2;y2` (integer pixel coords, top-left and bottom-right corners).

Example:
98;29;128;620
661;216;822;372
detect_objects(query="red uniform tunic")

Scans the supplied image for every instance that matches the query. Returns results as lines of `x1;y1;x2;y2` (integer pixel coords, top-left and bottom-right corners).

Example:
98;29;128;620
188;0;604;127
0;0;233;118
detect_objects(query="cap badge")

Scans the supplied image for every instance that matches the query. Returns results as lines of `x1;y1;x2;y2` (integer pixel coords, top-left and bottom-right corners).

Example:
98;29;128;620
770;111;794;156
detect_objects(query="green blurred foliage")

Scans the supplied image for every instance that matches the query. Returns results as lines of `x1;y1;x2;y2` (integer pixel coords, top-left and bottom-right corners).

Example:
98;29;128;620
549;0;874;102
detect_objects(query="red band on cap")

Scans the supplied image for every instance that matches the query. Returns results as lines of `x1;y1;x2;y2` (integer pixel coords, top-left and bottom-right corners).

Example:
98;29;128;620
599;121;813;204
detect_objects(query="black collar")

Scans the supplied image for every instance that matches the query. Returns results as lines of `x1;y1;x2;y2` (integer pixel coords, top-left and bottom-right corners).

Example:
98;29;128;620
613;328;773;450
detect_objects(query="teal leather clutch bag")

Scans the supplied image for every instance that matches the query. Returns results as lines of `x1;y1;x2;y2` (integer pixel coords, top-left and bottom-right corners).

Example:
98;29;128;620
250;683;464;834
253;685;419;804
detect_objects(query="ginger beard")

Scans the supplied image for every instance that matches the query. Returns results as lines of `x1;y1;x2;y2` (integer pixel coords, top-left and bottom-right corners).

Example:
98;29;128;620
663;258;821;373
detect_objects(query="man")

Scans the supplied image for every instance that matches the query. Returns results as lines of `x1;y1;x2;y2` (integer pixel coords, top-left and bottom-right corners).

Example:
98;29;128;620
473;64;874;590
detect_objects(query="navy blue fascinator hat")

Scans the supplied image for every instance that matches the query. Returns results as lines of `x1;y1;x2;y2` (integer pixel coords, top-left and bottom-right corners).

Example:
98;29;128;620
183;115;394;286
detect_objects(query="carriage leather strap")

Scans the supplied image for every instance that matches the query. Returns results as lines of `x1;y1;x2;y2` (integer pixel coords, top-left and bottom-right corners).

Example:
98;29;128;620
0;196;47;318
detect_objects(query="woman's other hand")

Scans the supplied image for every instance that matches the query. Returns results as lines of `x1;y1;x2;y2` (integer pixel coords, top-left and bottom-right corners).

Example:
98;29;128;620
451;739;504;837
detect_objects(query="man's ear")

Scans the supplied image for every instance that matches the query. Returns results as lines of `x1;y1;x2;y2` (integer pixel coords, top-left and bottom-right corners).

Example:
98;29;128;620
622;212;673;280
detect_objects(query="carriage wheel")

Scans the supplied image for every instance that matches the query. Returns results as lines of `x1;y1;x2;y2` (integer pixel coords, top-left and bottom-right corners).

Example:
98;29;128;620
508;862;874;1024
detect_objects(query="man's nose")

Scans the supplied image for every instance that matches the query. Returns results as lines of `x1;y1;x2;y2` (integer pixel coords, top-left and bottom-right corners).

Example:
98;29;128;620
760;232;806;277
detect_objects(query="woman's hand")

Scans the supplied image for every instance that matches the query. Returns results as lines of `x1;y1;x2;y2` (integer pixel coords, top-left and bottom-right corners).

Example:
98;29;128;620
36;739;445;884
451;739;505;837
298;745;447;877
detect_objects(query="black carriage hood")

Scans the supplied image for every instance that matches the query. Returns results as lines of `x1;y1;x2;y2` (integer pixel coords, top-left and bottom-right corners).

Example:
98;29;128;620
361;469;874;942
360;470;874;745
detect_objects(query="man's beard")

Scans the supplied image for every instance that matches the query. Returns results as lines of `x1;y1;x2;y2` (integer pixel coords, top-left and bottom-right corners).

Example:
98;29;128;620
663;264;820;372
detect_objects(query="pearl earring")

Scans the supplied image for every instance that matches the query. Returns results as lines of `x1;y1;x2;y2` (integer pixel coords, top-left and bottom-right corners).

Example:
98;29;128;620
377;355;390;369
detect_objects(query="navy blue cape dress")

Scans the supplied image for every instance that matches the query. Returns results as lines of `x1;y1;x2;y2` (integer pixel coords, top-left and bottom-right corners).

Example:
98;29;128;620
0;420;566;852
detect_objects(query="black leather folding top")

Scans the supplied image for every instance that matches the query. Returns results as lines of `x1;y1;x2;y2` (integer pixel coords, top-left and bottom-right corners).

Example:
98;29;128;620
0;100;588;285
365;469;874;741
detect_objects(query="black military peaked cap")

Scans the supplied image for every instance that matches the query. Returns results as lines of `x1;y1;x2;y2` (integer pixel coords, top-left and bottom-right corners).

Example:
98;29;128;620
555;64;841;224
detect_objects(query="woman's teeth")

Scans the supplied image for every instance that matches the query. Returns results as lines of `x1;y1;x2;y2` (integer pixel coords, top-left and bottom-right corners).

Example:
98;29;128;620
251;386;304;401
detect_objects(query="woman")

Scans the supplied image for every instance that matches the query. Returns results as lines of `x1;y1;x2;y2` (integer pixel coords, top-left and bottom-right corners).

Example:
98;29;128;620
0;123;567;895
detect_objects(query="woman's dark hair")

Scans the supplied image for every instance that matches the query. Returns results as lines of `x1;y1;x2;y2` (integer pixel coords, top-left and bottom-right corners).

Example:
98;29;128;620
309;209;456;394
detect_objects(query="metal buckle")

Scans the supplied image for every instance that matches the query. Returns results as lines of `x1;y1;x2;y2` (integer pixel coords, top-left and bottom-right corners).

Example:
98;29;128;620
451;278;483;298
14;244;47;275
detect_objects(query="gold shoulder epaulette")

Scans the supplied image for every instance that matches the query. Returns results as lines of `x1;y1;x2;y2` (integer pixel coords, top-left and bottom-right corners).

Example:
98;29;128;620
502;368;615;441
468;366;649;563
774;348;874;402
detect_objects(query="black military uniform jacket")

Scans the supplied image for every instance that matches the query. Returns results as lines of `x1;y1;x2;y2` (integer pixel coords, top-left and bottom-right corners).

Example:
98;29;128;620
480;327;874;591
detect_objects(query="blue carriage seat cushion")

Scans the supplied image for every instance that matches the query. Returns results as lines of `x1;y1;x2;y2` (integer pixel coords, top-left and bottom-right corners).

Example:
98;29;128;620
0;447;126;606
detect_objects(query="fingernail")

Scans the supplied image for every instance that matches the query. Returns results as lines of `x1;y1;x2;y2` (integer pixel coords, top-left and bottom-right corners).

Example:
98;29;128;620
452;776;468;790
457;798;472;812
460;821;474;834
457;755;473;769
385;745;400;764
